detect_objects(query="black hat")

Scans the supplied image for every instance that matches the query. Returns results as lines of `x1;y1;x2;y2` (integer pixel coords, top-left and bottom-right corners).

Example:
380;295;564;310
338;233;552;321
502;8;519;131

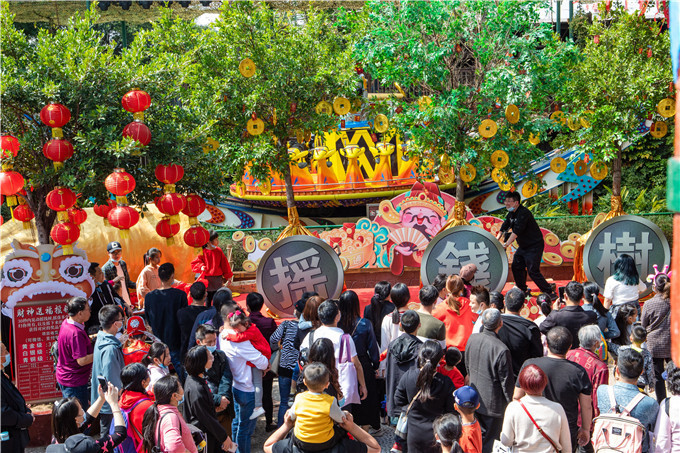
45;434;97;453
107;241;122;253
295;291;317;313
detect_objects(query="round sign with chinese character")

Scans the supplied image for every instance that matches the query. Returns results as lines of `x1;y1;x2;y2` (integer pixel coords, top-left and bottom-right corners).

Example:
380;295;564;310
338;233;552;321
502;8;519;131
420;225;508;292
582;215;670;296
256;235;344;318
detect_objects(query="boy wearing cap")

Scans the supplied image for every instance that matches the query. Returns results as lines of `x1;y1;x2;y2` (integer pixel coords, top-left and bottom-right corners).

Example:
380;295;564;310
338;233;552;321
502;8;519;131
455;386;483;453
102;241;135;310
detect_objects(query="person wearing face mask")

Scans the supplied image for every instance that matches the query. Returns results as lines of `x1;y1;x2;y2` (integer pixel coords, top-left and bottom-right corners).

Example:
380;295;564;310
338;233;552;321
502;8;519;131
118;363;154;452
91;305;127;435
496;191;557;300
1;342;34;453
56;297;94;409
196;324;234;436
102;242;136;312
142;375;198;453
178;282;210;361
143;342;171;395
87;263;125;331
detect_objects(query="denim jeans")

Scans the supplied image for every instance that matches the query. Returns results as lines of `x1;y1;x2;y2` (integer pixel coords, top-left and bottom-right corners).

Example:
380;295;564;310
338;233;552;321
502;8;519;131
232;387;255;453
169;349;186;384
277;375;292;427
59;384;90;411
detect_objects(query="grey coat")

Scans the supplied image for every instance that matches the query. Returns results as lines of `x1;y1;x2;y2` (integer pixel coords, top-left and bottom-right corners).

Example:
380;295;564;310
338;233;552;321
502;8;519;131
465;329;515;418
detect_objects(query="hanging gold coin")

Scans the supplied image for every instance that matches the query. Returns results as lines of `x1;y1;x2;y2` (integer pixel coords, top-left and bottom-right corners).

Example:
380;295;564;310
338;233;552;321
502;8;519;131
460;164;476;183
247;118;265;136
333;97;351;115
590;161;608;180
374;114;389;133
573;159;588;177
580;110;594;128
498;173;514;192
657;98;675;118
650;121;668;138
505;104;520;124
316;101;333;115
550;157;567;173
479;119;498;138
491;168;506;183
202;137;219;154
438;167;454;185
567;117;580;131
491;150;509;168
418;96;433;112
528;133;540;145
350;98;362;114
259;179;272;195
521;180;538;198
550;110;566;125
239;58;256;78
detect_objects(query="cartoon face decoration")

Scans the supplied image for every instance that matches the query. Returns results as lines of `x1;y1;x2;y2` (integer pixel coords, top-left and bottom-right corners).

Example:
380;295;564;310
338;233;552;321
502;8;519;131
1;240;94;317
400;205;445;239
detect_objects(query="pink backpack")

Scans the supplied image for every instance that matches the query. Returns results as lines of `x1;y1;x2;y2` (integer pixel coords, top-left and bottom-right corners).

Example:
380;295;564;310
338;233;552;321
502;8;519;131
591;386;645;453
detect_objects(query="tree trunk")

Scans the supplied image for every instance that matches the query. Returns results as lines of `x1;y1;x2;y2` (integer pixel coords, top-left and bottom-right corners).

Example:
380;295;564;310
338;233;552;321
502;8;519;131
282;164;296;210
455;168;465;202
611;144;623;197
25;185;56;245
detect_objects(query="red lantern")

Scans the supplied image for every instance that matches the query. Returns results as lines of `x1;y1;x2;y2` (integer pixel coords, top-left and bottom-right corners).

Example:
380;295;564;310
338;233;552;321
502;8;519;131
50;221;80;255
93;199;116;225
13;203;34;229
122;122;151;147
0;170;25;206
156;216;181;245
108;206;140;239
184;225;210;253
155;164;184;192
182;193;206;225
46;187;77;221
105;168;136;204
122;89;151;118
1;135;20;159
157;193;186;224
68;207;87;226
40;103;71;138
43;139;74;169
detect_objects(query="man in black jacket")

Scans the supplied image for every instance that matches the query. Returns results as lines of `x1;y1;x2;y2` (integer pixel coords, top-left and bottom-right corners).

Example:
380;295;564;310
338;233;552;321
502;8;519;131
497;287;543;378
1;343;34;453
385;310;422;419
101;241;136;309
497;192;557;300
87;262;126;331
539;281;598;349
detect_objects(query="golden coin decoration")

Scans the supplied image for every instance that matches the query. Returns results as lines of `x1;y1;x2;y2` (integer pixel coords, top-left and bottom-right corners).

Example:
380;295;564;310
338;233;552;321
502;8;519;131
258;179;271;195
460;163;476;183
350;98;362;114
590;161;608;180
528;133;540;145
505;104;520;124
521;180;538;198
479;119;498;138
498;175;514;192
580;110;594;128
573;159;588;177
491;150;509;168
246;118;265;136
315;101;333;115
333;97;351;116
242;260;257;272
232;231;245;241
657;98;675;118
418;96;433;112
650;121;668;138
374;114;389;133
202;137;219;154
567;117;580;131
258;238;273;251
239;58;256;78
438;167;454;184
243;236;256;253
550;156;567;173
550;110;566;125
491;168;505;183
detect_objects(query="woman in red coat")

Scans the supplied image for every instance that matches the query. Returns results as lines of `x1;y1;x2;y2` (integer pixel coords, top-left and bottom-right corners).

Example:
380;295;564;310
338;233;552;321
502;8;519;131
190;231;233;306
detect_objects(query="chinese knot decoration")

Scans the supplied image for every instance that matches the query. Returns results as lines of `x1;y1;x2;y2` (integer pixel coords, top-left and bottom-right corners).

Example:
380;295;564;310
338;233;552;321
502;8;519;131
184;224;210;253
105;168;138;239
93;199;116;226
46;186;79;255
182;193;206;226
122;89;151;147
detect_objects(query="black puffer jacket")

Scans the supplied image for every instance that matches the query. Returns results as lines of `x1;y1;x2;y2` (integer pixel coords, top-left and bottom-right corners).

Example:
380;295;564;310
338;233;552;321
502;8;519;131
385;333;422;417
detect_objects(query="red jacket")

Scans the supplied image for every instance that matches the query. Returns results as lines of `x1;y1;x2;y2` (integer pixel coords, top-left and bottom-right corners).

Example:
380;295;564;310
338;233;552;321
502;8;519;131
119;390;154;453
190;247;233;279
225;324;272;361
433;297;477;351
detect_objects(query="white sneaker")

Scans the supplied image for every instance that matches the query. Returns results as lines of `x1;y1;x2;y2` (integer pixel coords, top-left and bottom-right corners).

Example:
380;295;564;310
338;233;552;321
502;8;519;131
250;406;265;420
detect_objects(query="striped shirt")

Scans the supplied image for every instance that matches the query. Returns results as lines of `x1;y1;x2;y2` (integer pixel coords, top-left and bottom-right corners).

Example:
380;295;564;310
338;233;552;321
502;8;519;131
270;320;300;372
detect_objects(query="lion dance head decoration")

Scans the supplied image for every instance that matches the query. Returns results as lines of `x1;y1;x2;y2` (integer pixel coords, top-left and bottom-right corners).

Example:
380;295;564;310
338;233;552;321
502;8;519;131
1;240;94;317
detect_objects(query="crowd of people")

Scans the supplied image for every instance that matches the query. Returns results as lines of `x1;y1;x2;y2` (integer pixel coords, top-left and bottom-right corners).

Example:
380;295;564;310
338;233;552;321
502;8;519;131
1;226;678;453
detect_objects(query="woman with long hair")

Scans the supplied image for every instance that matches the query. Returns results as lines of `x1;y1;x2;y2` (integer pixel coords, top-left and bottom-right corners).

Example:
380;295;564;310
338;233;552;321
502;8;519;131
500;364;571;452
433;275;476;376
338;290;380;431
394;340;455;453
603;254;646;310
295;295;323;349
118;363;153;452
642;272;672;402
183;346;233;453
583;281;619;340
141;375;197;453
433;414;464;453
363;281;394;340
380;283;411;353
612;304;638;346
299;338;343;402
142;342;170;394
136;247;162;307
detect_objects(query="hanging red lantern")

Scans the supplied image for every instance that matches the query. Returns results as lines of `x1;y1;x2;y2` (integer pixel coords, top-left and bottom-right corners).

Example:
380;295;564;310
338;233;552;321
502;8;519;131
155;164;184;193
46;187;77;222
122;89;151;120
157;192;186;225
40;103;71;138
1;135;20;159
43;139;74;170
108;206;140;239
105;168;136;204
50;221;80;255
68;207;87;226
93;199;116;226
122;122;151;147
156;216;181;245
13;203;34;229
0;170;25;206
182;193;206;225
184;225;210;253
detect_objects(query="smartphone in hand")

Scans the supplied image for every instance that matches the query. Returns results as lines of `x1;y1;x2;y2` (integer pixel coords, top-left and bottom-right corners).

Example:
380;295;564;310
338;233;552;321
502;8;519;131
97;375;108;393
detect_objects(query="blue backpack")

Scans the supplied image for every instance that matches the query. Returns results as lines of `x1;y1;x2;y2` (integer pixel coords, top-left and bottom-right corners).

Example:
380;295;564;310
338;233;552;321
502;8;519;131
109;398;150;453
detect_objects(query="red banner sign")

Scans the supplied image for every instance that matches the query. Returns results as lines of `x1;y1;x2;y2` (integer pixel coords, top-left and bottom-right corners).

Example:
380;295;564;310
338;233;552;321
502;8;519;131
12;299;68;402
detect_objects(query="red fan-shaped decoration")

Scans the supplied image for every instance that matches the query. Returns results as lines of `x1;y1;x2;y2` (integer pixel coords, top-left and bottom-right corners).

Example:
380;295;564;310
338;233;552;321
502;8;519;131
93;199;116;226
46;187;77;222
122;89;151;114
184;225;210;253
0;170;25;206
13;203;34;229
1;135;20;159
43;139;74;170
40;103;71;138
182;193;206;225
108;206;140;239
157;193;186;224
156;216;181;245
105;168;136;204
155;163;184;192
122;122;151;147
68;207;88;226
51;221;80;255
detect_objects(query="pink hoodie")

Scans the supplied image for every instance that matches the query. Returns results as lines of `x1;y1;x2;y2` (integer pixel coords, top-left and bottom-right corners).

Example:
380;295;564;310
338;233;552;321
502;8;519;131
157;404;198;453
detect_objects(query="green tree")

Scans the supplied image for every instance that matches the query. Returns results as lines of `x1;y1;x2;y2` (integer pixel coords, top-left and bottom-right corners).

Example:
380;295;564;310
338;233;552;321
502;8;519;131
354;0;578;224
555;5;672;210
195;2;361;237
1;4;225;244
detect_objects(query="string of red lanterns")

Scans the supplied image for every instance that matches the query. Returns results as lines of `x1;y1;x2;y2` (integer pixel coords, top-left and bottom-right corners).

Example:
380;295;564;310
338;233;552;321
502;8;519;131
105;168;138;239
122;89;152;147
0;134;25;210
46;186;79;255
